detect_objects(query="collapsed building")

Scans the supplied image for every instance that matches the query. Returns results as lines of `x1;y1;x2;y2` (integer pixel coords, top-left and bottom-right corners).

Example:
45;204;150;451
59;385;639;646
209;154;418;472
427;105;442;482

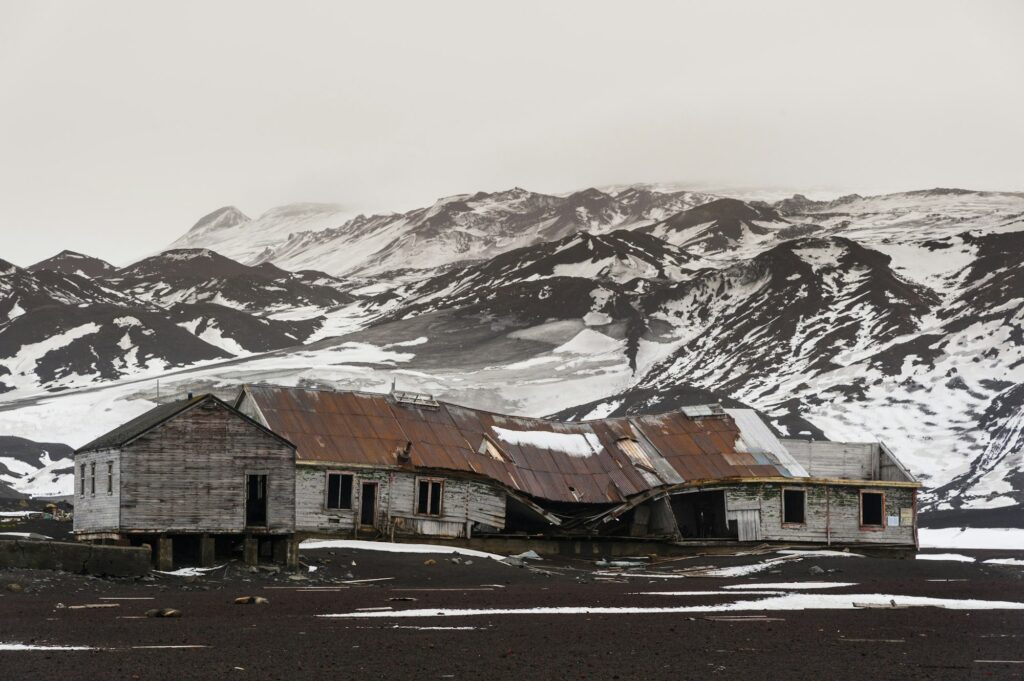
73;384;920;568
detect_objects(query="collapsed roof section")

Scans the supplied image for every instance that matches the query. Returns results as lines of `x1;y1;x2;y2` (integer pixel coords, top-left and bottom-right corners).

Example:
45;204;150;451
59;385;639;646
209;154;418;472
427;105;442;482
237;384;808;505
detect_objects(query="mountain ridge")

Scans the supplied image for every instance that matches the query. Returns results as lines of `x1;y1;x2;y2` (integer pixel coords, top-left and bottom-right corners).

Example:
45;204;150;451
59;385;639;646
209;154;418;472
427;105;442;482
1;184;1022;519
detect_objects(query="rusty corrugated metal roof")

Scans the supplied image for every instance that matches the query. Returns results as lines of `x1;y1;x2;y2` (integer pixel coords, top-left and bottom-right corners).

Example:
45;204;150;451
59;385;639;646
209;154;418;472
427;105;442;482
240;384;793;504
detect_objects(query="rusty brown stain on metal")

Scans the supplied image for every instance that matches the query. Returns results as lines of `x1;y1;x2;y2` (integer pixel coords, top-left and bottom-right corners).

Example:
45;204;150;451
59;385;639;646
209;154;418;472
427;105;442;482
244;385;793;505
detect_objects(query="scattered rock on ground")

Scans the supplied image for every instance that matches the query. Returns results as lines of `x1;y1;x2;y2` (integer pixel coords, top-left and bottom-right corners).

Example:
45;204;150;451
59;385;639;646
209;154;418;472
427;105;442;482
511;550;543;561
145;607;182;618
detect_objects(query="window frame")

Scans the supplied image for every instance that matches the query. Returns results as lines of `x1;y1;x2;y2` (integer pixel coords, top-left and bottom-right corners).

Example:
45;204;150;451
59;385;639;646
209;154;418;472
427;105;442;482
106;461;114;495
859;490;886;530
415;477;444;517
781;487;807;527
80;463;87;496
324;471;355;511
89;462;96;496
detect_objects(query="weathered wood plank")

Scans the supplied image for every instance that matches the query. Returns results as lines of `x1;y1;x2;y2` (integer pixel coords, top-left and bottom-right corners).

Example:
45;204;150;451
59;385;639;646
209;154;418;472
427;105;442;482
116;400;295;534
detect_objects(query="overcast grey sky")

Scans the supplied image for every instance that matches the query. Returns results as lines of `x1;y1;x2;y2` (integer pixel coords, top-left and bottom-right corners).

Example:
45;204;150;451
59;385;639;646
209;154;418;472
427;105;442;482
1;1;1022;266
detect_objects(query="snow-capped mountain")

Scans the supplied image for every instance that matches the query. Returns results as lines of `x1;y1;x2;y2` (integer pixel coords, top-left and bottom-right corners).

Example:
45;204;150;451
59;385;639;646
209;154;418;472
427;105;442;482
170;187;718;277
0;248;362;395
1;185;1023;524
168;203;356;266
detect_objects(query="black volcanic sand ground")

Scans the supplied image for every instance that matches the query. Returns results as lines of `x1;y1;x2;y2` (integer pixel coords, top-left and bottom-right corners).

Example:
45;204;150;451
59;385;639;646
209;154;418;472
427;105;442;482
1;536;1023;680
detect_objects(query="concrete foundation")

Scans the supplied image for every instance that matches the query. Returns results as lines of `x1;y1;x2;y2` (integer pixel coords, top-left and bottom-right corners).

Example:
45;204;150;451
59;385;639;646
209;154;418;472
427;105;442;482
0;539;150;577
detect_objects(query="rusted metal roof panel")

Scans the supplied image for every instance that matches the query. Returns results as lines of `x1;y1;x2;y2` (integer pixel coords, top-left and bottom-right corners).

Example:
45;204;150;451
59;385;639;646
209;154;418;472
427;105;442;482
244;385;793;504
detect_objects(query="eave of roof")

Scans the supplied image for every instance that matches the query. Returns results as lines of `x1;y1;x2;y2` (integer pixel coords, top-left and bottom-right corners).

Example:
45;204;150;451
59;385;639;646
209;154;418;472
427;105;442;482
76;393;295;454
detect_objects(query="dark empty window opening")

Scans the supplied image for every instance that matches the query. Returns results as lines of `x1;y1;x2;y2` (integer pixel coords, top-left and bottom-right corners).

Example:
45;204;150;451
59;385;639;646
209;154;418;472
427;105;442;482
782;489;806;525
861;491;884;528
107;462;113;495
326;473;354;510
416;479;443;516
89;462;96;495
80;464;86;496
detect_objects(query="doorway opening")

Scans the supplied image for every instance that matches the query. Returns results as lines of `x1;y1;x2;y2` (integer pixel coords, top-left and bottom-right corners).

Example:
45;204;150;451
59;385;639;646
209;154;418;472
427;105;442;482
671;490;736;539
359;482;378;527
246;474;268;527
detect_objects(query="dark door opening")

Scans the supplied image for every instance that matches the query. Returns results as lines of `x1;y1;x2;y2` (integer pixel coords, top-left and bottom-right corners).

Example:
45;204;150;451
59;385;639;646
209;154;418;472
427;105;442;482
246;474;268;527
359;482;377;527
671;490;735;539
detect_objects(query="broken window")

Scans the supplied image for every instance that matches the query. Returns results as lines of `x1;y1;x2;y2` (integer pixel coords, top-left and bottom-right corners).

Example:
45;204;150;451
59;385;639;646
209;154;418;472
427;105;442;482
617;437;655;471
326;472;354;510
416;478;443;516
861;491;884;527
80;464;86;496
107;462;113;495
782;489;806;525
89;462;96;495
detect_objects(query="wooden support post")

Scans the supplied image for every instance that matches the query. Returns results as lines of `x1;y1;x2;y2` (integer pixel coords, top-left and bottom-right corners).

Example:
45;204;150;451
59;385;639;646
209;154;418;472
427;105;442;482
272;537;287;565
156;536;173;571
199;535;216;568
243;536;259;567
286;537;299;571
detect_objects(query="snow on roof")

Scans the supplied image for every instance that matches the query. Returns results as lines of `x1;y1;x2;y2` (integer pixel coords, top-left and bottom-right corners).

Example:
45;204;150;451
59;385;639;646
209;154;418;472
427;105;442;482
491;426;603;458
726;408;809;478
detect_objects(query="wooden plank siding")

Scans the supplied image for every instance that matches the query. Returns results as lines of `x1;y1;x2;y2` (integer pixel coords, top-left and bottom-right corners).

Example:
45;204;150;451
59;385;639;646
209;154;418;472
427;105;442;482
73;449;120;533
725;483;916;545
296;465;506;537
117;400;295;534
780;440;879;480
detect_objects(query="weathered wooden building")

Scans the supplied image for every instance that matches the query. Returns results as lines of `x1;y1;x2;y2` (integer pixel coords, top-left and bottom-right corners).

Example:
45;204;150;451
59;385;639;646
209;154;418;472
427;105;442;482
232;385;920;549
74;394;297;570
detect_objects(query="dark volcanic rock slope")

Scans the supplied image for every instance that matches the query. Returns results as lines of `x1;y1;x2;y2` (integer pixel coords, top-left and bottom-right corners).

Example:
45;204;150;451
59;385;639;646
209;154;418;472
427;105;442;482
0;304;233;393
4;187;1024;514
0;258;134;323
28;250;117;279
0;247;358;393
106;248;353;313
